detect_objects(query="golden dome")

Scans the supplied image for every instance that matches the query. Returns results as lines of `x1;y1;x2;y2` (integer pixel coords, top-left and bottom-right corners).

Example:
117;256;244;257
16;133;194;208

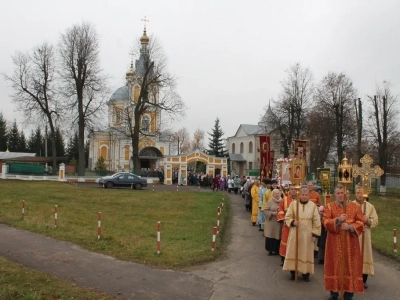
140;29;149;44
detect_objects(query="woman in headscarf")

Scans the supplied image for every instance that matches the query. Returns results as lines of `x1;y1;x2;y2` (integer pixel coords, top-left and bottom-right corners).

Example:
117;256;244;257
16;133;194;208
263;188;283;255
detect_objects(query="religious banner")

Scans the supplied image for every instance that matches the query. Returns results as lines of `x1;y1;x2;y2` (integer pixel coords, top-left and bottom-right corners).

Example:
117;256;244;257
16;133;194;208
278;157;293;186
270;150;275;178
259;135;271;180
319;168;331;194
293;139;308;161
291;157;306;186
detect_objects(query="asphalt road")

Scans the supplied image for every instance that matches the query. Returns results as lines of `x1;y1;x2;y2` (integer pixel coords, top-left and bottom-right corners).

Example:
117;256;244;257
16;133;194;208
1;184;400;299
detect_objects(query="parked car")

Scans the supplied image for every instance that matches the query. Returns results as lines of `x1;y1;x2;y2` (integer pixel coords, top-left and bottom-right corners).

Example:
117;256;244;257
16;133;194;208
98;172;147;189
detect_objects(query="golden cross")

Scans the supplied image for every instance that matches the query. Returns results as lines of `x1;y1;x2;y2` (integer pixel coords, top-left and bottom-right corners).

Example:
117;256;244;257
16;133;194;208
128;50;134;64
141;16;150;29
352;154;384;195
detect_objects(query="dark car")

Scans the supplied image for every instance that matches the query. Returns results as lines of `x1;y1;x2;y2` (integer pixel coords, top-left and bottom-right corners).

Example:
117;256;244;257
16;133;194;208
98;172;147;190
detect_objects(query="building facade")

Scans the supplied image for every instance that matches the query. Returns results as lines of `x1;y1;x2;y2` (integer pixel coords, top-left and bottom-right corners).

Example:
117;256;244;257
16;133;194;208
88;26;170;172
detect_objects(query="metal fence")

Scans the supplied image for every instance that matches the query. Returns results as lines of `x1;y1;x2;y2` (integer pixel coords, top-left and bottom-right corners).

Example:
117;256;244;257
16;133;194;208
320;173;400;196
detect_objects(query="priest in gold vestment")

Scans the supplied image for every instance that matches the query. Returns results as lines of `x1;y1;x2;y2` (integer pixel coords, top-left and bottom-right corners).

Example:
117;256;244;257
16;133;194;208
282;188;321;281
353;186;379;289
323;185;365;300
251;180;260;225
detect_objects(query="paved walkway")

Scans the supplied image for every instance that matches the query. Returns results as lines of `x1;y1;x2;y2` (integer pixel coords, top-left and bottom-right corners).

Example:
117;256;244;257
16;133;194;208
1;187;400;299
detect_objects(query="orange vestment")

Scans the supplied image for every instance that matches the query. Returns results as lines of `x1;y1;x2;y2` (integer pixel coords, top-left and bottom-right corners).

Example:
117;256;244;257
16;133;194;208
277;195;293;257
309;190;321;206
323;201;364;293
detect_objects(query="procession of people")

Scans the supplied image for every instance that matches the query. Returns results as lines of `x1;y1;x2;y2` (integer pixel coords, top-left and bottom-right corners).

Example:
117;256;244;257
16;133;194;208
235;176;379;300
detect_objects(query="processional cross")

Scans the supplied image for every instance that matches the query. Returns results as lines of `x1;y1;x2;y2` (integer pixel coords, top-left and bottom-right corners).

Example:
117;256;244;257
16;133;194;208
141;16;150;29
352;154;384;195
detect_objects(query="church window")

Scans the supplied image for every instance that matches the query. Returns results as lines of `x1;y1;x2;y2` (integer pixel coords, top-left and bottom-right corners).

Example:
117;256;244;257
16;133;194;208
249;141;253;153
124;145;130;160
141;115;151;132
100;146;108;160
116;110;121;124
240;142;244;154
232;143;235;154
134;86;140;102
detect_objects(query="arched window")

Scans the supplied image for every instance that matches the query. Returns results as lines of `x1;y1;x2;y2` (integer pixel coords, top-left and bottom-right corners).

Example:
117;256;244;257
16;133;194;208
100;146;108;160
141;115;150;132
116;110;121;124
134;86;140;102
249;141;253;153
240;142;244;153
232;143;236;154
124;145;130;160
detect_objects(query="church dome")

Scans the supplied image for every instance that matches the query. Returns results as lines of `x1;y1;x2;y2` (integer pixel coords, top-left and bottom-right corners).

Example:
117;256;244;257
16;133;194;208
140;29;149;44
109;86;129;103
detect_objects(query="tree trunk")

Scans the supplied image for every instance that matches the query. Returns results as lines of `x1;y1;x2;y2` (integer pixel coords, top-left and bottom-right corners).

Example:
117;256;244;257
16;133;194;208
48;118;57;174
131;120;141;174
77;85;86;176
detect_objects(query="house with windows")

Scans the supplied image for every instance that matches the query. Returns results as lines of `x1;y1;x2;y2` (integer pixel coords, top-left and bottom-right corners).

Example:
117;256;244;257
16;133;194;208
227;124;263;177
226;105;280;177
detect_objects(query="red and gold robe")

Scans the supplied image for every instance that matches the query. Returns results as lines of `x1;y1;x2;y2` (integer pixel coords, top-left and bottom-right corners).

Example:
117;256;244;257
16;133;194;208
323;201;365;293
309;190;321;206
278;195;293;257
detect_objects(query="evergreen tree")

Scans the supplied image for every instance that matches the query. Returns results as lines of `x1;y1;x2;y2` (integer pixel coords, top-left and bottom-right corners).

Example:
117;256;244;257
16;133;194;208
66;132;79;163
207;118;227;157
27;127;45;156
47;127;66;157
7;121;21;152
19;131;27;152
0;113;8;151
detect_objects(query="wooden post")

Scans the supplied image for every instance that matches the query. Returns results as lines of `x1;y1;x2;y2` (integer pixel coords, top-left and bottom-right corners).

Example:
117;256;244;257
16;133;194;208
295;185;300;282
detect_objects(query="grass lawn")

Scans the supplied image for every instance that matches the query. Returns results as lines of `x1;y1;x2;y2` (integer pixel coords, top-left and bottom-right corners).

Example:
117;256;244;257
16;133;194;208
369;195;400;262
0;256;113;300
0;180;231;270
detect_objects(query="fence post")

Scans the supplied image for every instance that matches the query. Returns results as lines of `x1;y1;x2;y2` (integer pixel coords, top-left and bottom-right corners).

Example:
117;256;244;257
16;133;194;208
21;200;25;220
54;205;58;228
98;212;102;240
216;207;221;234
157;221;161;254
211;226;217;251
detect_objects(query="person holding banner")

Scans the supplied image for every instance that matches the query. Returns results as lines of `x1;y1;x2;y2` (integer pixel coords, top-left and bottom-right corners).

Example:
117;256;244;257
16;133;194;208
282;187;321;281
353;186;379;289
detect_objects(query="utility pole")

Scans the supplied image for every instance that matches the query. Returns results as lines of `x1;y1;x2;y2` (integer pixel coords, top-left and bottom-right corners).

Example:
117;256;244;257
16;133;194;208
354;98;362;179
45;124;48;157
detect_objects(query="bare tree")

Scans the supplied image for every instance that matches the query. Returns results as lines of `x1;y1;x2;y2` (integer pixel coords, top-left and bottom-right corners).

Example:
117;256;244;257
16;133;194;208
191;128;205;151
264;63;314;157
170;127;190;155
304;103;336;173
58;22;108;175
367;81;400;191
316;72;357;162
127;29;185;171
4;43;60;172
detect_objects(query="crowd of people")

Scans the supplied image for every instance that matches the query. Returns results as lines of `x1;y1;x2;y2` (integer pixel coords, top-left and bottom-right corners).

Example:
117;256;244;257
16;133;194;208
237;178;378;300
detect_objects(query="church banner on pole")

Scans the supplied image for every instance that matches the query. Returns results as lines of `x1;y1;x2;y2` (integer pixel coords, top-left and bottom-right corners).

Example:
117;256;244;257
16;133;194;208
259;136;271;180
293;139;308;162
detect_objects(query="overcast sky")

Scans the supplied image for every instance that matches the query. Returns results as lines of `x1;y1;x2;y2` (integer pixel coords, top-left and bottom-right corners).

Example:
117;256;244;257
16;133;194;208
1;0;399;140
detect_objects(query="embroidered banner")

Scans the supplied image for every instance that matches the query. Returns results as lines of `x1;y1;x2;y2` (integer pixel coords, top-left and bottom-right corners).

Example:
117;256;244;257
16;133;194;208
259;136;271;180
